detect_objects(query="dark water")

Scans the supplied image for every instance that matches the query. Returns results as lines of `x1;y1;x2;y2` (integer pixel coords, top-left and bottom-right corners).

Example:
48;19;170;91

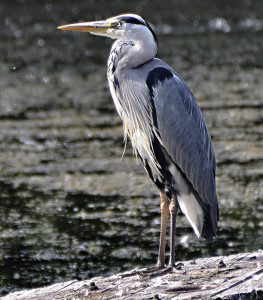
0;0;263;296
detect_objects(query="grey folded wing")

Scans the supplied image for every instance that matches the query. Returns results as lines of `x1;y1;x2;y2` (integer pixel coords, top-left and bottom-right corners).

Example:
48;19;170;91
148;67;218;234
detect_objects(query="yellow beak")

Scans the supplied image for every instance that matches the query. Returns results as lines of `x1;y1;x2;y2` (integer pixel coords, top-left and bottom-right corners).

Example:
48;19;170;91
57;20;116;33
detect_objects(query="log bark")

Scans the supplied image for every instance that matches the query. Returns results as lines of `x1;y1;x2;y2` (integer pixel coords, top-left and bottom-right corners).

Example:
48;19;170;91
2;250;263;300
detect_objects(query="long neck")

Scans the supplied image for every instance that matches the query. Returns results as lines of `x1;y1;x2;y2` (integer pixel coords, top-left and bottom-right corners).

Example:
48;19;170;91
108;32;157;72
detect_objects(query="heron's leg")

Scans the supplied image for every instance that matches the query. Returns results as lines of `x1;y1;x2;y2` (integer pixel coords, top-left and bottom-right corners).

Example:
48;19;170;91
138;190;168;273
135;194;179;277
168;194;178;267
122;190;169;277
157;190;168;267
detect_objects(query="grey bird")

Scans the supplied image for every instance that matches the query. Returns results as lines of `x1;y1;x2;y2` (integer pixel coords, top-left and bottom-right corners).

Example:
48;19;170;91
58;14;219;272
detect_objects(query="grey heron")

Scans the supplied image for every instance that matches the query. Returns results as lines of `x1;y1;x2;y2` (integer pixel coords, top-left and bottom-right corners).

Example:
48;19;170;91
58;14;218;272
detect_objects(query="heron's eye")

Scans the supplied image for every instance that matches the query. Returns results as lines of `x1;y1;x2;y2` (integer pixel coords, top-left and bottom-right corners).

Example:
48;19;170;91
117;21;123;28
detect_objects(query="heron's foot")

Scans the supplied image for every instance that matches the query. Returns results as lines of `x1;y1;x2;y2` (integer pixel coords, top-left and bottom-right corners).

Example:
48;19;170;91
121;262;184;278
143;262;184;278
121;264;164;278
142;265;172;277
121;268;142;277
140;264;165;274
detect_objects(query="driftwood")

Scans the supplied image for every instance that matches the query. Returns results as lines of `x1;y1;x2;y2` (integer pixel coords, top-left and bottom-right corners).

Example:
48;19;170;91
2;250;262;300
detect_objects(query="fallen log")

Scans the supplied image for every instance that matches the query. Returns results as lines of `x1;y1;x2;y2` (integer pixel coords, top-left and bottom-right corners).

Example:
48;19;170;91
2;250;262;300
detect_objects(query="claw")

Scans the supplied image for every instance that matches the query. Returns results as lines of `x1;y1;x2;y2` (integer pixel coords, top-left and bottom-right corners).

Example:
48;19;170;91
143;262;184;277
121;268;142;277
144;266;173;277
121;264;165;278
140;265;165;275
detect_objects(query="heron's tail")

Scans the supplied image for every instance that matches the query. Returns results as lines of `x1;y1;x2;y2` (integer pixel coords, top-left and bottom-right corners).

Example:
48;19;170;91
177;192;218;242
201;196;219;242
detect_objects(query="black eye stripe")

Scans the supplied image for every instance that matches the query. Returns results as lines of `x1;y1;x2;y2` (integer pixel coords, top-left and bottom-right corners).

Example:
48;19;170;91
118;16;145;26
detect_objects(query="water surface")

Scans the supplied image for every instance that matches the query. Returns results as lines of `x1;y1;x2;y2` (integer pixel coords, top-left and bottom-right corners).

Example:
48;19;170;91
0;0;262;295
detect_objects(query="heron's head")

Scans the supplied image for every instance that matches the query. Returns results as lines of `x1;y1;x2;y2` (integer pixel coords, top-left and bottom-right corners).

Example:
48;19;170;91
58;14;158;45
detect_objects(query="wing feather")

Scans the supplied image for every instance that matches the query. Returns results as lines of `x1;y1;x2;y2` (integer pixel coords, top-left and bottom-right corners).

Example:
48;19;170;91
150;69;218;232
113;63;218;234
